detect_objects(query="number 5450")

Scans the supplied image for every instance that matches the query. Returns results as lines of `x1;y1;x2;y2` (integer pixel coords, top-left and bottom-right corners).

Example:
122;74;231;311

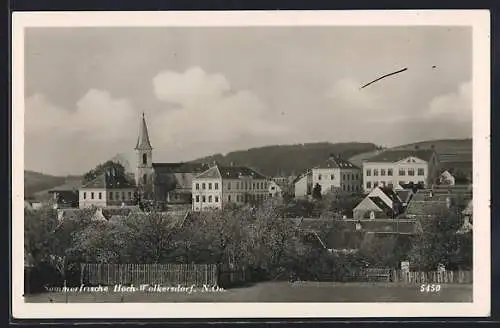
420;284;441;292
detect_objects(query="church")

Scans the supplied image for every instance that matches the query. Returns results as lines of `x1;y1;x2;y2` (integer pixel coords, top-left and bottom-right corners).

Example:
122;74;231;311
134;113;210;204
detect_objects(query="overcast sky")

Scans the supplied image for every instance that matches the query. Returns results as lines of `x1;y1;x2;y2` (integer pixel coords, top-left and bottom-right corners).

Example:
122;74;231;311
24;26;472;175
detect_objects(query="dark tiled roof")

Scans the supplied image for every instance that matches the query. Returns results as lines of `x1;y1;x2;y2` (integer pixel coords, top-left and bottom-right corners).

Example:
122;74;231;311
395;190;413;204
365;149;436;163
292;218;420;235
218;165;267;179
152;162;210;174
49;181;82;192
292;170;312;184
368;196;392;214
405;200;449;218
315;156;360;170
195;165;267;180
81;172;135;189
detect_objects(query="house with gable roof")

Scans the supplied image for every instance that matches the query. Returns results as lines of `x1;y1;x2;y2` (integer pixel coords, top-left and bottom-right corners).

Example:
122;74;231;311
353;186;413;220
311;154;362;195
362;149;439;193
191;163;269;211
78;169;136;208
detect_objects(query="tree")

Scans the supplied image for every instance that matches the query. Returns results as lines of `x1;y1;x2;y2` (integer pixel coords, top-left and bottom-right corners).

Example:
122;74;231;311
82;161;127;183
408;206;464;271
312;183;322;200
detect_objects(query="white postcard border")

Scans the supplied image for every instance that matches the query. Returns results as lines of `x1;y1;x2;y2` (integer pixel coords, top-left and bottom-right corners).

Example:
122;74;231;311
11;10;491;319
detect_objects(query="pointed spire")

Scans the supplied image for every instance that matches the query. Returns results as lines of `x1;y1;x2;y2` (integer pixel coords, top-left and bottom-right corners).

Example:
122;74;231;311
135;112;152;150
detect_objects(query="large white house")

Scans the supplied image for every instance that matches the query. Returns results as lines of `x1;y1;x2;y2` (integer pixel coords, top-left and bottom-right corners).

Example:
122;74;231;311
191;164;269;211
362;149;439;193
294;155;361;198
79;169;136;208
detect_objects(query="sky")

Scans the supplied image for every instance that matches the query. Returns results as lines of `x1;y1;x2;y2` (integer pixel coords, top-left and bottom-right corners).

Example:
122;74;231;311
24;26;472;176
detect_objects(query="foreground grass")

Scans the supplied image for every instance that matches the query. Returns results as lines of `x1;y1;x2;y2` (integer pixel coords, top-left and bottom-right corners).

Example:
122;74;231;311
24;282;472;303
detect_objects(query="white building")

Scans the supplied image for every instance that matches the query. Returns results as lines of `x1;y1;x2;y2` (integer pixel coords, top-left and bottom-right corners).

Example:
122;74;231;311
311;155;362;195
293;170;312;199
79;170;136;208
192;164;269;211
362;149;439;193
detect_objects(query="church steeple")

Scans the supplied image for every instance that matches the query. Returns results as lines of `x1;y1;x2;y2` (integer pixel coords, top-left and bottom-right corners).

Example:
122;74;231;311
135;112;153;194
135;112;152;150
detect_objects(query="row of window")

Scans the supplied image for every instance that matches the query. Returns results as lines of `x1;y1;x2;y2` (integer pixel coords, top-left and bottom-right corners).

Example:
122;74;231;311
365;180;425;189
82;191;133;201
195;181;268;191
317;173;360;181
194;193;267;203
366;168;425;177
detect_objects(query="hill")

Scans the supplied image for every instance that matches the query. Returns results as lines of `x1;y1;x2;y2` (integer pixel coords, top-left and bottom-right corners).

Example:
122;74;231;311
193;142;378;177
349;138;472;172
24;171;68;198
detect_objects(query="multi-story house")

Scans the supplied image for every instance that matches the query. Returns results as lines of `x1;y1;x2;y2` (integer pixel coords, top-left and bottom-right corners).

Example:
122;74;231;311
362;149;439;193
79;169;136;208
191;164;269;211
311;155;362;195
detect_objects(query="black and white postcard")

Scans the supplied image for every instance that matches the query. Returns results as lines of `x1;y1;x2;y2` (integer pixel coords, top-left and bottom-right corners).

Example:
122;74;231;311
12;10;490;319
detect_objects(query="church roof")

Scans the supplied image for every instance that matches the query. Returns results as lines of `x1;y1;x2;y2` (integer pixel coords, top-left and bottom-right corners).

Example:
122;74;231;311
152;162;210;174
135;113;152;150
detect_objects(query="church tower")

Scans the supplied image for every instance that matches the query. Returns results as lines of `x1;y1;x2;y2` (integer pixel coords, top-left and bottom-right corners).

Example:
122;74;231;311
135;112;153;195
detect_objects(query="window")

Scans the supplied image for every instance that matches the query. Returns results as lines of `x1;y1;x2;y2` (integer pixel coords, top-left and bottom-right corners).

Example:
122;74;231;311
399;169;406;176
318;174;322;180
142;153;147;165
128;192;132;199
253;183;255;189
202;196;206;202
366;169;371;176
215;196;219;203
331;174;334;180
342;185;346;191
347;174;350;181
83;192;87;200
109;192;113;200
228;182;231;190
347;185;350;192
202;183;206;190
116;192;120;200
215;183;219;190
196;195;200;202
271;186;275;190
374;169;379;176
208;183;212;190
91;192;94;200
98;192;102;200
196;183;199;190
351;173;354;180
366;182;372;189
388;169;393;176
381;169;386;176
356;174;359;180
228;195;231;202
122;192;125;199
143;174;147;185
208;195;212;203
408;168;415;176
418;168;425;176
374;181;379;187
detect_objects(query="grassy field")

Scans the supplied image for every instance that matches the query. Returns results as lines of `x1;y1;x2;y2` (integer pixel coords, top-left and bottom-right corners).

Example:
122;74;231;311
24;282;472;303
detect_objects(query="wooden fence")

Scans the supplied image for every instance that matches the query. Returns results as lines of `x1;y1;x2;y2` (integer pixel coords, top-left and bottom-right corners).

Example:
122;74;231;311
81;263;218;287
392;270;472;284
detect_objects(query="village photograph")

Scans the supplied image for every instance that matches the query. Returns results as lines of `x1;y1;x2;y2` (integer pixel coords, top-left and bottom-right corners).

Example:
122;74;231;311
17;13;484;309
